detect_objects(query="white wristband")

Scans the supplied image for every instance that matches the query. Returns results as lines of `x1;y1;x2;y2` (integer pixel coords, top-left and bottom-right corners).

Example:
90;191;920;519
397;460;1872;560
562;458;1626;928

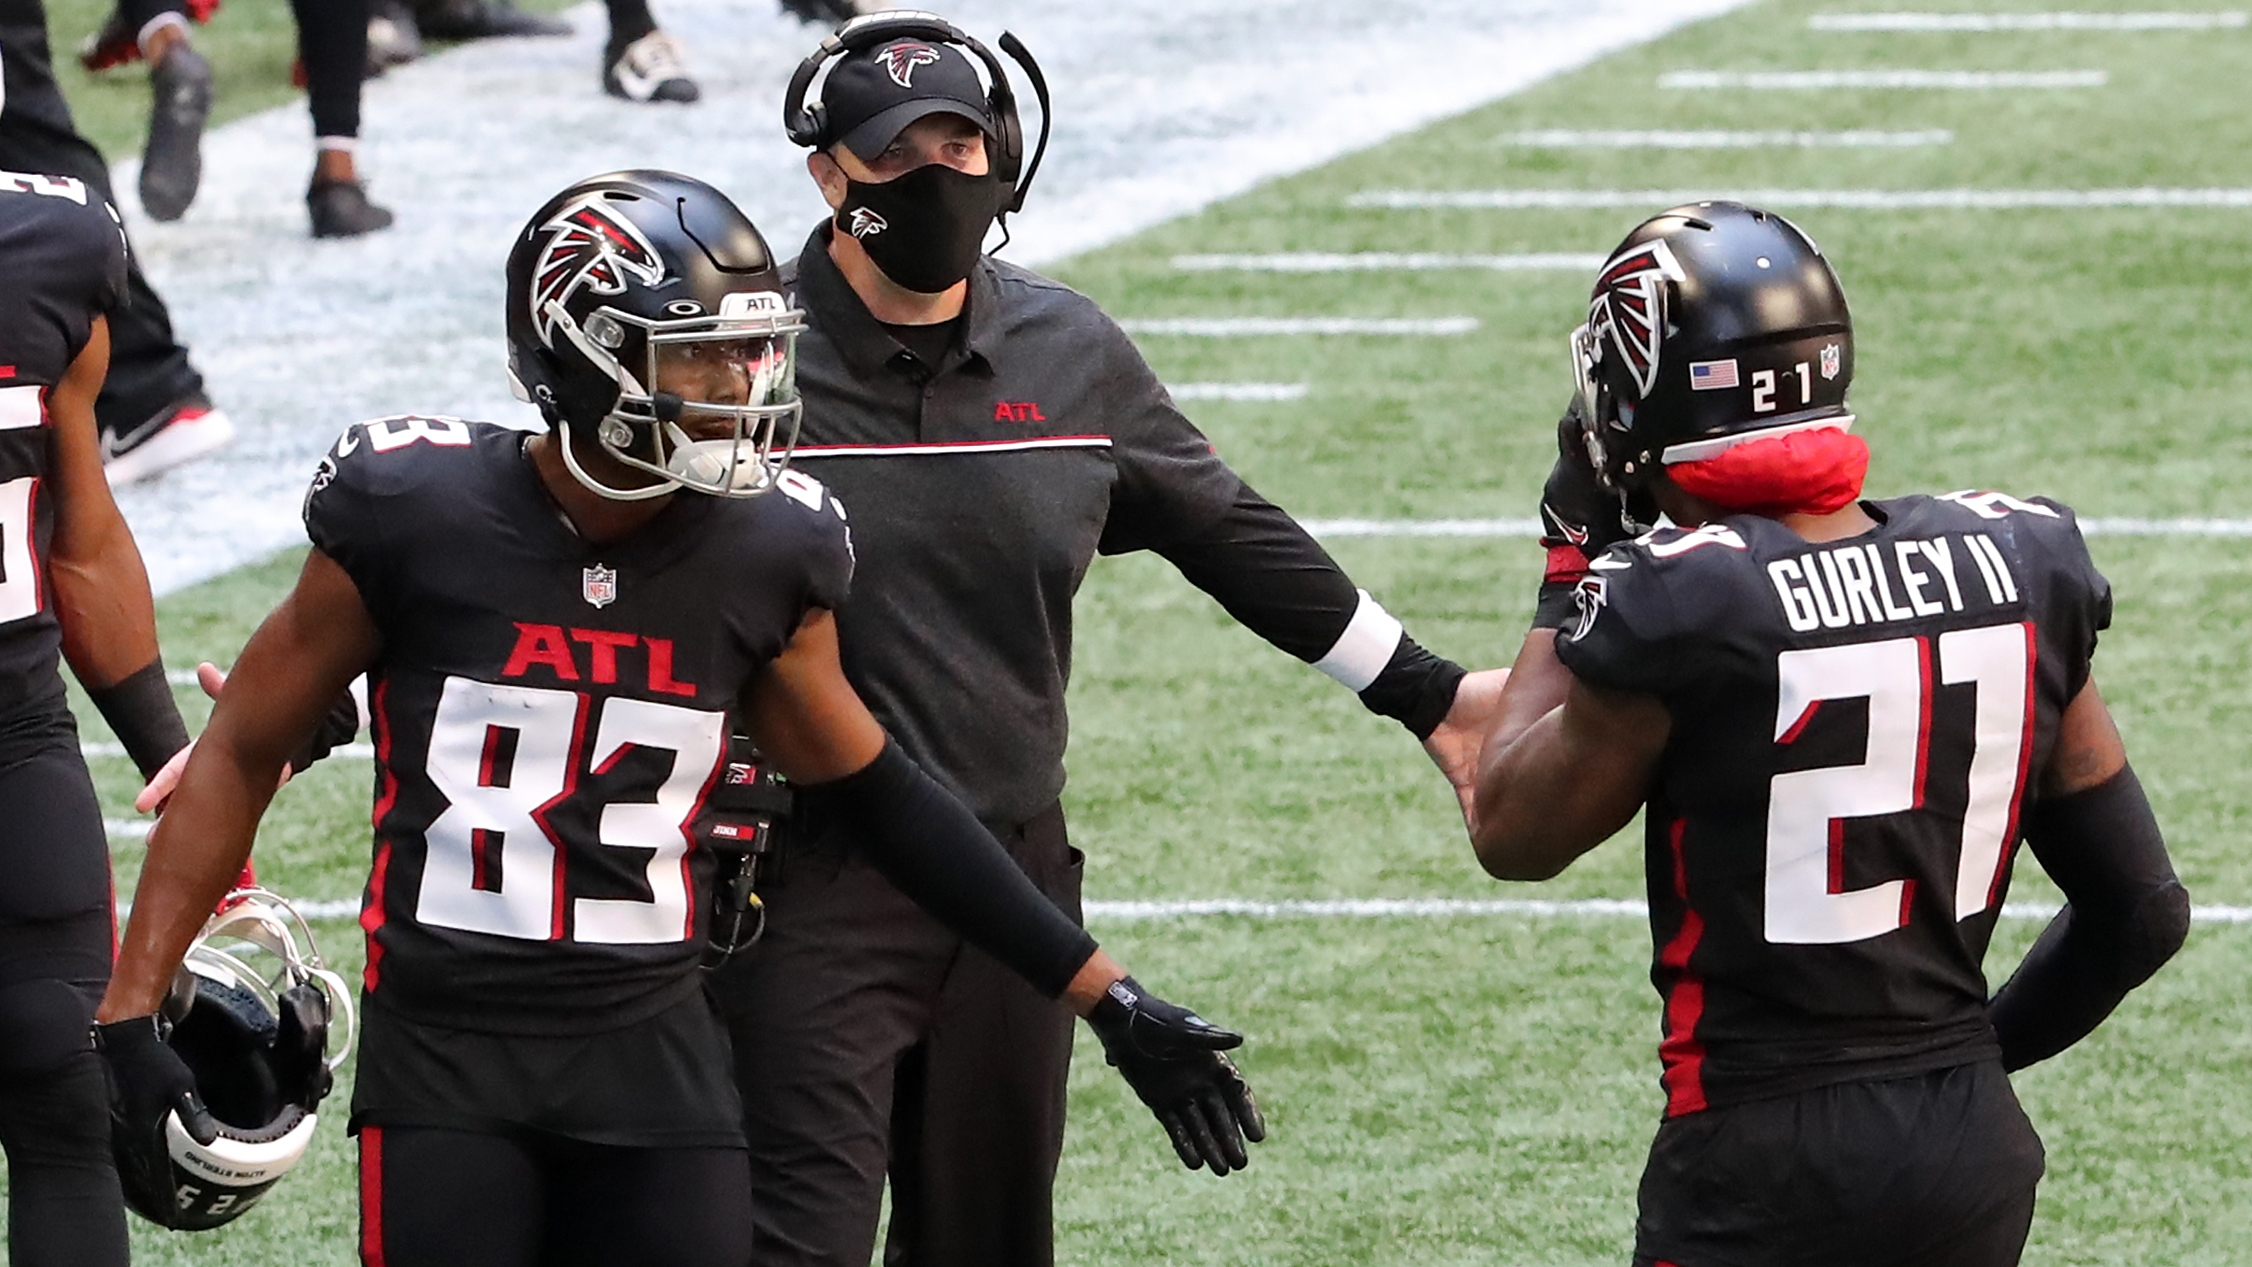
1312;590;1404;692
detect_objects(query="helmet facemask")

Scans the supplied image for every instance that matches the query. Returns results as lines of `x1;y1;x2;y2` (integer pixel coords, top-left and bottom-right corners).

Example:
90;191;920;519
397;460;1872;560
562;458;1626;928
546;294;808;502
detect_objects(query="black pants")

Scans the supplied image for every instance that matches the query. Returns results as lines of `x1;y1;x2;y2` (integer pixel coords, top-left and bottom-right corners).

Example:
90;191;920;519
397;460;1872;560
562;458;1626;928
0;0;205;434
0;737;128;1267
358;1126;755;1267
707;803;1081;1267
1633;1061;2045;1267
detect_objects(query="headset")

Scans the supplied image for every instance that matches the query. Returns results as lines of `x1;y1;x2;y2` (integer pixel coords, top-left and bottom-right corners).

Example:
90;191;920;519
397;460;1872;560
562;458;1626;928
782;10;1052;217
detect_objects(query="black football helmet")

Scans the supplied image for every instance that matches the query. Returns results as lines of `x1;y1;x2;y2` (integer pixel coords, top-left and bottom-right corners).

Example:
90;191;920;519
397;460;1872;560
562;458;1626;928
1570;201;1853;492
504;170;807;501
113;891;355;1231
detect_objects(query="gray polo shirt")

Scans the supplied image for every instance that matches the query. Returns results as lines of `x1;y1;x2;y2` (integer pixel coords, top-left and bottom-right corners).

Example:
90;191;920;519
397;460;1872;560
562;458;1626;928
784;224;1245;827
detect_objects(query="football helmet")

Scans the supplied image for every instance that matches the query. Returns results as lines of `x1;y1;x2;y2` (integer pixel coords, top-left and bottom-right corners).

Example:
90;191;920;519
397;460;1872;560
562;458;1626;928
504;170;808;501
1570;201;1853;492
114;890;355;1231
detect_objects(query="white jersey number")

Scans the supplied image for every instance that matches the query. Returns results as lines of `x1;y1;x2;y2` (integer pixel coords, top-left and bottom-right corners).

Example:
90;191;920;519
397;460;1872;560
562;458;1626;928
415;677;723;944
0;477;43;625
1765;623;2033;945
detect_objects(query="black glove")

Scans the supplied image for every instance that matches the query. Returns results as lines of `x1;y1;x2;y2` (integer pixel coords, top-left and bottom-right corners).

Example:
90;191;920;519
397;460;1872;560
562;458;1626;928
1533;398;1651;630
1086;977;1265;1176
92;1015;219;1168
287;688;362;776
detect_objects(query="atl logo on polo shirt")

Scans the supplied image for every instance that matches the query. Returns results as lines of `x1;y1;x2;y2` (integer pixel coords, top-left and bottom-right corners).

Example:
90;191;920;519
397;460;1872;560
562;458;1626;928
993;400;1047;423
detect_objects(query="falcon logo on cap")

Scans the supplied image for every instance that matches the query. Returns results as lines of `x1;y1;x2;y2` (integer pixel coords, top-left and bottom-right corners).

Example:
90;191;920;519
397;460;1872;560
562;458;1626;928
876;42;943;89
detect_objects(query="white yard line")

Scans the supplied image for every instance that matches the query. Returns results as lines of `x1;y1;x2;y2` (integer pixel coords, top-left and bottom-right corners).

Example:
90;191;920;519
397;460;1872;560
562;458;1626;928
1301;517;2252;538
82;740;374;761
1660;69;2107;88
160;895;2252;924
1501;128;1955;147
110;0;1756;598
1810;11;2247;31
1171;252;1604;272
1168;383;1310;402
1119;317;1479;337
1347;188;2252;209
1081;897;2252;924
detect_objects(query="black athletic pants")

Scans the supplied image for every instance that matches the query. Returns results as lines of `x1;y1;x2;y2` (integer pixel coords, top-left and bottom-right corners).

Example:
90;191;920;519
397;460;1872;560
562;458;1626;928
291;0;369;141
1632;1061;2046;1267
358;1126;755;1267
708;803;1081;1267
0;0;206;434
0;737;129;1267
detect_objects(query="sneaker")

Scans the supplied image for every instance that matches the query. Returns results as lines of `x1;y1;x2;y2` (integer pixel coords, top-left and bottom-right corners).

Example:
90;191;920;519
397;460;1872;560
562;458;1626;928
412;0;569;40
367;0;424;74
604;30;698;104
140;41;213;222
309;179;395;239
80;0;221;72
101;396;236;487
777;0;886;24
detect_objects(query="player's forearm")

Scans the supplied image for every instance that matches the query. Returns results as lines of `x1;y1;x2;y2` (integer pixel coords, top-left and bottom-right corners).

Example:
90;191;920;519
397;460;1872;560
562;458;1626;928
98;737;282;1021
50;492;164;691
812;738;1101;999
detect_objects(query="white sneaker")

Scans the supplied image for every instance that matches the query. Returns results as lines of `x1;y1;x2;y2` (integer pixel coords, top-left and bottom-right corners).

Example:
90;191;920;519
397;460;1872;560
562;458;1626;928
603;30;699;104
102;399;236;486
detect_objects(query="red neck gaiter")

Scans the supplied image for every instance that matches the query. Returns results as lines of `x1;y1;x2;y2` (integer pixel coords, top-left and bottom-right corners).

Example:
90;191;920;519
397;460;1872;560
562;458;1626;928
1667;426;1869;517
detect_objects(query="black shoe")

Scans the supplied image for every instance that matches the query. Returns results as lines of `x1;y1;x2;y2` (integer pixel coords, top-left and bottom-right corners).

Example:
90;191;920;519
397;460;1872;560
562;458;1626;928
309;179;395;238
367;0;424;75
777;0;882;24
412;0;569;40
141;42;212;221
603;29;698;103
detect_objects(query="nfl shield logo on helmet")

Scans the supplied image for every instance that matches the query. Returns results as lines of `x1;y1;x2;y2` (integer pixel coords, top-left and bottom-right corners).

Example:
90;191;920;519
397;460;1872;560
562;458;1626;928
582;564;619;609
1820;342;1842;381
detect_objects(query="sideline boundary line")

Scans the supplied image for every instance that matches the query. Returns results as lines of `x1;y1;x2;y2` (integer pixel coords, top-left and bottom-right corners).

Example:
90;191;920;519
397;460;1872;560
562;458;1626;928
1172;252;1604;272
123;895;2252;924
1299;517;2252;539
1348;187;2252;209
1660;69;2106;88
1810;11;2247;31
1120;317;1480;336
1501;128;1954;147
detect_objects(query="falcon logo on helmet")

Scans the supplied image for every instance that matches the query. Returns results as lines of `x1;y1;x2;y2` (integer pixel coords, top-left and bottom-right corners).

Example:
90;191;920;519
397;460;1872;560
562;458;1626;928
530;196;667;343
1586;240;1684;400
876;42;943;88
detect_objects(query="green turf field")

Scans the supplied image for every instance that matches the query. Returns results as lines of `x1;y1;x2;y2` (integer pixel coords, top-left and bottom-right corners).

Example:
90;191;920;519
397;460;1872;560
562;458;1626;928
23;0;2252;1261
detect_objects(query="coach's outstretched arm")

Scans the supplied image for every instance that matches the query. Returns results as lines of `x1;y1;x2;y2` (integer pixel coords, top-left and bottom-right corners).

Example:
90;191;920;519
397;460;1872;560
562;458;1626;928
1987;679;2190;1071
742;608;1266;1175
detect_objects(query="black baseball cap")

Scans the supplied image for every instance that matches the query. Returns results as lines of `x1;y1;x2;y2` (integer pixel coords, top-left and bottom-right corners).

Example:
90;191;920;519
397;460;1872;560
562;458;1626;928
821;37;998;161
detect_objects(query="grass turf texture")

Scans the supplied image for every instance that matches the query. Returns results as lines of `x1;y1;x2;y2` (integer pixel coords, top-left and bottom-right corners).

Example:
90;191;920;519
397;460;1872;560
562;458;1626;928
12;0;2252;1259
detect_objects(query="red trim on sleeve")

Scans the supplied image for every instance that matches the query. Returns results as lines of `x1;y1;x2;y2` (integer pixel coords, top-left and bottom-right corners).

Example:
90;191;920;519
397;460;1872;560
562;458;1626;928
1656;817;1710;1116
1543;544;1589;585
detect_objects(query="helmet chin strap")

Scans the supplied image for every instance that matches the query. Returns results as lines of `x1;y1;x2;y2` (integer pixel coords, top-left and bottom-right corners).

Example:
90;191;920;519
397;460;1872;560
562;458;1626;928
556;418;677;501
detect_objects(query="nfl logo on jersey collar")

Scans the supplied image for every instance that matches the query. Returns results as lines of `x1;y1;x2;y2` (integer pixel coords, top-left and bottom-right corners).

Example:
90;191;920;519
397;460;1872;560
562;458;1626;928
582;564;619;609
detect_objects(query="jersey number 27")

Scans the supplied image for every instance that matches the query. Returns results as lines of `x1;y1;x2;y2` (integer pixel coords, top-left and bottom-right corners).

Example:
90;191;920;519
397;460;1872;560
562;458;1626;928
1766;623;2035;945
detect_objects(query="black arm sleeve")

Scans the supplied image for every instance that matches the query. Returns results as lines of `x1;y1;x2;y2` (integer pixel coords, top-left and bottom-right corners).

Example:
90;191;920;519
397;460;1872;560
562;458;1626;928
1155;483;1464;738
1988;765;2191;1072
87;660;189;779
810;740;1099;999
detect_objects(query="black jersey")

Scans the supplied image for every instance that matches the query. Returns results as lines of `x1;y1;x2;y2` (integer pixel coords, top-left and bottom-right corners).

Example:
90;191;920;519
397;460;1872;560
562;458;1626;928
303;420;852;1034
1554;492;2111;1115
0;171;129;733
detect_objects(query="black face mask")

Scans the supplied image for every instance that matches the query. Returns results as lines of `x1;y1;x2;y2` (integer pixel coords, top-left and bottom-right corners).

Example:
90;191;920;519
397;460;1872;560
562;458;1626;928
835;162;1011;295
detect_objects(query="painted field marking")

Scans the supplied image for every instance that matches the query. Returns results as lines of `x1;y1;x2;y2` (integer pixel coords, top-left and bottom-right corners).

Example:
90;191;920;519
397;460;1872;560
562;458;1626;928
165;668;204;687
1172;252;1604;272
1811;11;2248;31
105;819;152;840
1659;69;2107;88
1080;896;2252;924
1347;188;2252;209
1169;383;1312;402
1300;517;2252;539
1119;317;1480;336
83;740;376;762
171;895;2252;924
1501;128;1954;147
